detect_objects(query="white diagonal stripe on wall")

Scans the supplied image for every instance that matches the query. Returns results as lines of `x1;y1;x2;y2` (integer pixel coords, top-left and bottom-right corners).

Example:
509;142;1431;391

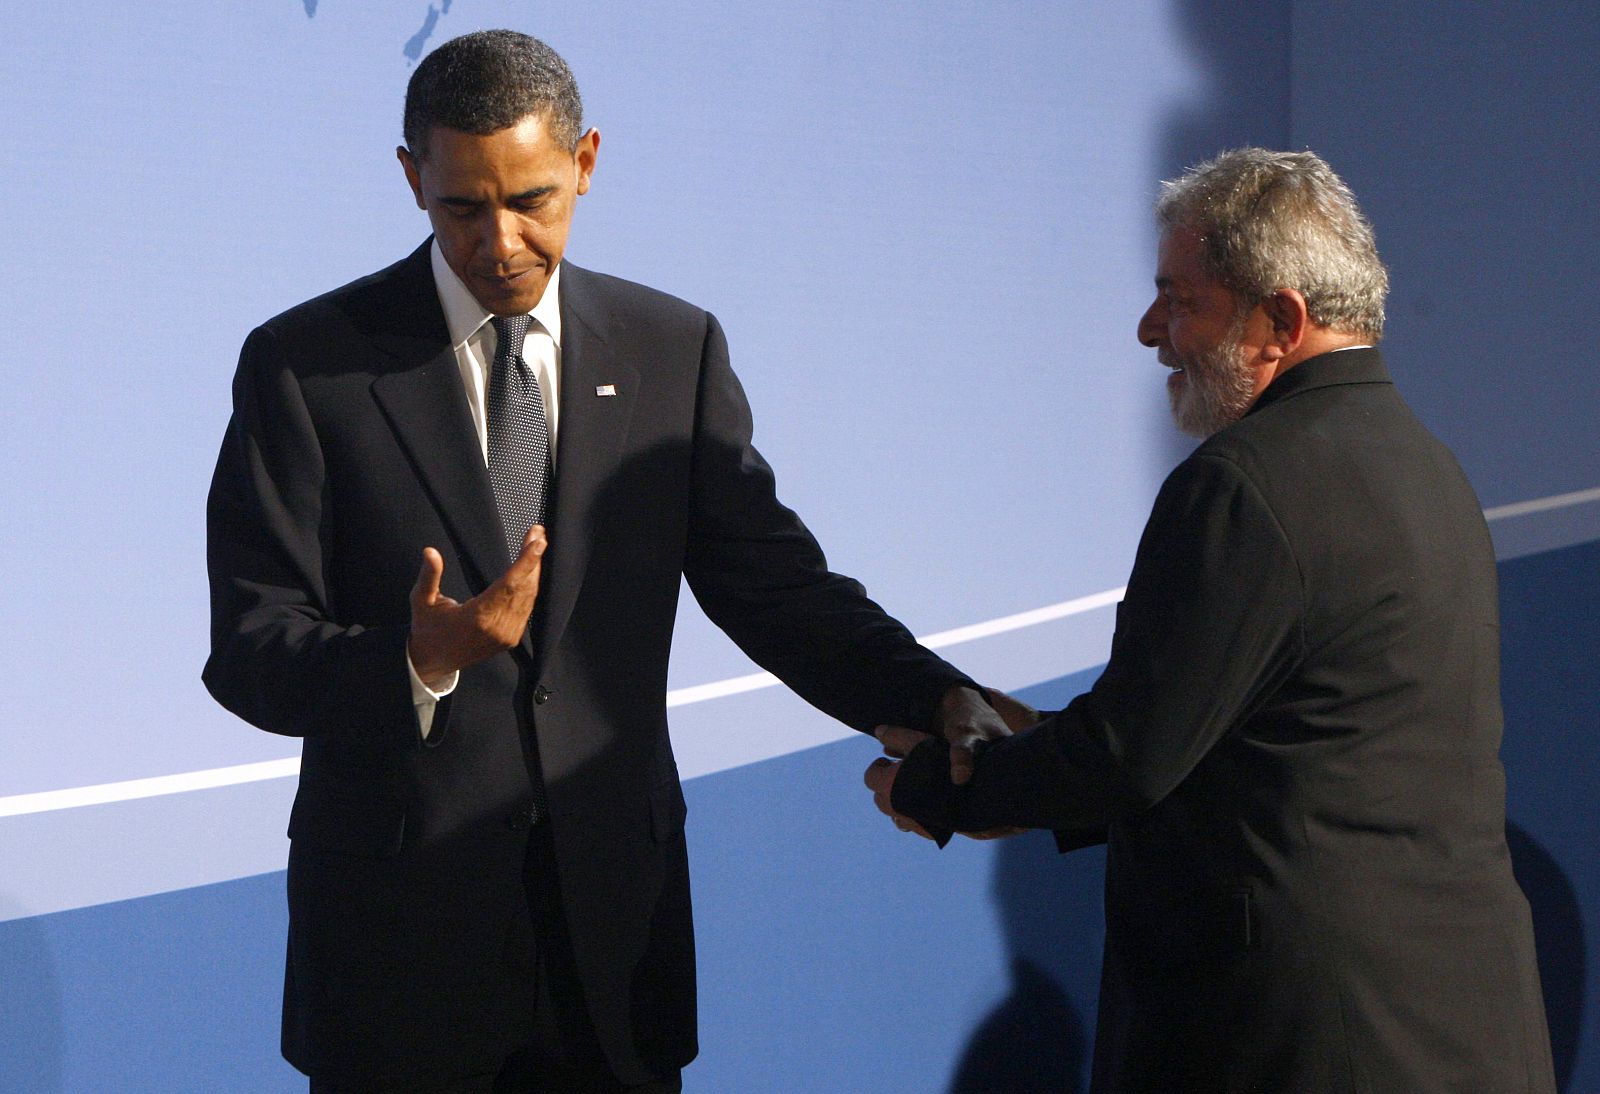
1;485;1594;820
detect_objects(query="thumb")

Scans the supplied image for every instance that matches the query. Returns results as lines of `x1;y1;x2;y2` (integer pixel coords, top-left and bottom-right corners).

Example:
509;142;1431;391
510;525;548;575
874;724;925;760
412;547;444;607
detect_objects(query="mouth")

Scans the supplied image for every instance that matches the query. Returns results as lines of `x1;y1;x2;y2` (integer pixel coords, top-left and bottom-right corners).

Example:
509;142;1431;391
479;265;542;289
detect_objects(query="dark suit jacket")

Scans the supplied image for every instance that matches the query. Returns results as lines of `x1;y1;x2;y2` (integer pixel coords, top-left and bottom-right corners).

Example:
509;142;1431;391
203;242;969;1082
895;350;1555;1093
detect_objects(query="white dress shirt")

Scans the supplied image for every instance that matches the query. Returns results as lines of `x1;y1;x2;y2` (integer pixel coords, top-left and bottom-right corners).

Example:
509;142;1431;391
408;241;565;737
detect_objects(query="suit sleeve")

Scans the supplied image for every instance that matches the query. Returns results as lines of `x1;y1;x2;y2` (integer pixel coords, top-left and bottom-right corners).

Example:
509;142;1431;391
681;313;973;734
894;453;1305;838
201;326;417;748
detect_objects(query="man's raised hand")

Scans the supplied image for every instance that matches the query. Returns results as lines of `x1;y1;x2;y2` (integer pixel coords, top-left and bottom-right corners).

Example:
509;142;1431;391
408;525;547;685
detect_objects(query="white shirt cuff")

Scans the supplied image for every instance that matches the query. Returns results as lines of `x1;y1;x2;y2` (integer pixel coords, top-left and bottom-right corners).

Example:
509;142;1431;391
406;650;459;740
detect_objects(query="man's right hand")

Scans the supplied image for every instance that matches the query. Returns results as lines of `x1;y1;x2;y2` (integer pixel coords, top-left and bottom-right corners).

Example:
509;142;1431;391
408;525;547;685
984;687;1041;732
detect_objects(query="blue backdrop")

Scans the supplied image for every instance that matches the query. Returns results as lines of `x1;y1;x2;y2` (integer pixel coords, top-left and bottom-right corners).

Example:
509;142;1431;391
2;2;1595;1090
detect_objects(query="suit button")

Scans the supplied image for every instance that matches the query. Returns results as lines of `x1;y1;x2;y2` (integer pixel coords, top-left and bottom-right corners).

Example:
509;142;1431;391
533;685;552;704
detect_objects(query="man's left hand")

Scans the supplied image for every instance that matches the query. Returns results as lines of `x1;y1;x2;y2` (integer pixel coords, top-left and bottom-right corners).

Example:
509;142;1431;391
866;725;1025;842
865;726;935;839
935;685;1011;785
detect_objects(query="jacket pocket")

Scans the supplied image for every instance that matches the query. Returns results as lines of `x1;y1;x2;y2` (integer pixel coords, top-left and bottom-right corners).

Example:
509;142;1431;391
288;770;407;859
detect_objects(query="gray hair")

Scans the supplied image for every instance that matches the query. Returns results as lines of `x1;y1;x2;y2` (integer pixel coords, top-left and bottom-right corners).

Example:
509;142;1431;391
404;30;584;157
1156;148;1388;341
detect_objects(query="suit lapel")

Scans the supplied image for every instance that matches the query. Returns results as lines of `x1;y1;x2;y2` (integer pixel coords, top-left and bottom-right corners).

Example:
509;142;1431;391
534;264;640;662
365;243;512;594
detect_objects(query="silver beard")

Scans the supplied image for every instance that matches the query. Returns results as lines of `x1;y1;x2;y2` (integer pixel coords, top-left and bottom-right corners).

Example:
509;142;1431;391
1162;317;1256;438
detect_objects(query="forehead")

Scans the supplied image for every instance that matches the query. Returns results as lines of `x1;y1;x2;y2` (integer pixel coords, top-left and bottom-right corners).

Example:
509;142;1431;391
1155;226;1211;286
419;113;570;181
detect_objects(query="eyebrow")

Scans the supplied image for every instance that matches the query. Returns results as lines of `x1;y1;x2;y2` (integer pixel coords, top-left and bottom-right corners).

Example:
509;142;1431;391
439;186;556;206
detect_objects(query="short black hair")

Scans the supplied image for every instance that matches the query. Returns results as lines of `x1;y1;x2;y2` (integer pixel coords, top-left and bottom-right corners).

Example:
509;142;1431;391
404;30;584;157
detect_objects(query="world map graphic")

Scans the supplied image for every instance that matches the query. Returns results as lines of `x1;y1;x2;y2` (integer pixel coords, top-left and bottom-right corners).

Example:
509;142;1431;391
302;0;456;61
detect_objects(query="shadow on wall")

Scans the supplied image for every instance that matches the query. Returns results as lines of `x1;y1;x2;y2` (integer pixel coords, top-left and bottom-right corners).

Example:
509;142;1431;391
1498;537;1600;1092
1142;0;1293;478
0;895;64;1092
1507;823;1585;1091
946;5;1298;1088
943;672;1103;1094
946;821;1587;1094
949;832;1104;1094
950;955;1087;1094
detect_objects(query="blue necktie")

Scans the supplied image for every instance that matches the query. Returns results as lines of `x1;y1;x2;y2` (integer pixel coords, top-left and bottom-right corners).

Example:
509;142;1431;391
486;314;553;558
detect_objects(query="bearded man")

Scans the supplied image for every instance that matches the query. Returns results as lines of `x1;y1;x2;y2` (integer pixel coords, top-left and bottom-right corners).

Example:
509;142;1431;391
868;149;1556;1093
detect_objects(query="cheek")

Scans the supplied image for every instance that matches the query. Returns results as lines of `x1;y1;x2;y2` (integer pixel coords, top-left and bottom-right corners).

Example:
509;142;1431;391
1168;319;1218;361
524;216;571;257
427;214;475;255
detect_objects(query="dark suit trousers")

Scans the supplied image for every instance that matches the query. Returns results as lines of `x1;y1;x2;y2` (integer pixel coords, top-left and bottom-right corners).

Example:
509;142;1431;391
308;822;682;1094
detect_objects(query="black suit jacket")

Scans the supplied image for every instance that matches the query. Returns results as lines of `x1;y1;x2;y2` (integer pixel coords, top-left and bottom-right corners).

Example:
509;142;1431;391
895;350;1555;1093
204;242;969;1081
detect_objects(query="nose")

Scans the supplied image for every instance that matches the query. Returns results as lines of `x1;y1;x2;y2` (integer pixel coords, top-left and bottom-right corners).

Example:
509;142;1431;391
483;209;522;263
1137;298;1164;348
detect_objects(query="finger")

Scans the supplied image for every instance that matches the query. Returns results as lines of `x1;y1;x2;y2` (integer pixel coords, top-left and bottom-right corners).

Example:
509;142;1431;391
864;757;896;795
895;814;934;840
960;826;1027;841
949;743;976;786
874;725;925;760
983;687;1039;731
411;547;444;608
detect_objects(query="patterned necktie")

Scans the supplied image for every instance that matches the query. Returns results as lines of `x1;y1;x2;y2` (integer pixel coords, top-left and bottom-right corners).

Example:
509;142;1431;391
488;315;555;825
486;314;553;559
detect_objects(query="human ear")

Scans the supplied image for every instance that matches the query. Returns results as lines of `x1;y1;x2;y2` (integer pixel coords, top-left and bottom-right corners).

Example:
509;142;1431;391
397;146;427;211
1261;288;1309;359
574;128;600;196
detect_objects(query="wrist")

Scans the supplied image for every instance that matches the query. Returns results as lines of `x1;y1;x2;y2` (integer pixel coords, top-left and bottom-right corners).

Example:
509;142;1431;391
406;636;453;690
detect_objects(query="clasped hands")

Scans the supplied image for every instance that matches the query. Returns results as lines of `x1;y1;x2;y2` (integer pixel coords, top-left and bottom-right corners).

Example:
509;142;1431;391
408;525;547;686
864;687;1041;841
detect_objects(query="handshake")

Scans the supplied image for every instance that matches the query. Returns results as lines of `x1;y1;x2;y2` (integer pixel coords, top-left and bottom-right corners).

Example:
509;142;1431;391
863;684;1042;842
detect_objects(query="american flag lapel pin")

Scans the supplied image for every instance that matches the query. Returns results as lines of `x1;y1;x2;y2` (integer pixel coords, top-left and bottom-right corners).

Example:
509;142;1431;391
595;384;617;397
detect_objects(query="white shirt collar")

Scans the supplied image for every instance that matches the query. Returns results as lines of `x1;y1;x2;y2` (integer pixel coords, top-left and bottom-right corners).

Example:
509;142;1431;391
429;239;564;349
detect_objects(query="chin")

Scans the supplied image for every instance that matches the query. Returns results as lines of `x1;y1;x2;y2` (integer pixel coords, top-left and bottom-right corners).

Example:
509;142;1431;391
478;280;546;315
1171;379;1246;438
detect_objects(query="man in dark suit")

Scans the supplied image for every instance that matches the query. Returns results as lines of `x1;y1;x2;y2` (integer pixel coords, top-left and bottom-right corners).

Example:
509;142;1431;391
870;149;1557;1092
204;30;1002;1092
